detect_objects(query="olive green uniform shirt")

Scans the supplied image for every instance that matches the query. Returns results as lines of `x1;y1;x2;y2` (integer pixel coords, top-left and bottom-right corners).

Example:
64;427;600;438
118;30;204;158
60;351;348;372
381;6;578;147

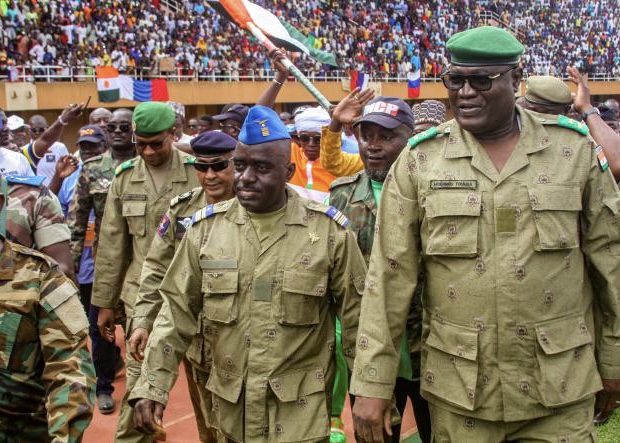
129;190;367;442
91;149;200;309
350;109;620;422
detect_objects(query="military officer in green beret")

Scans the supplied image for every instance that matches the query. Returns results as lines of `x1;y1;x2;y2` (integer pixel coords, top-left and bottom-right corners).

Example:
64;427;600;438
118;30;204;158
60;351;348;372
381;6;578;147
351;26;620;442
90;101;201;443
128;105;367;442
128;130;238;443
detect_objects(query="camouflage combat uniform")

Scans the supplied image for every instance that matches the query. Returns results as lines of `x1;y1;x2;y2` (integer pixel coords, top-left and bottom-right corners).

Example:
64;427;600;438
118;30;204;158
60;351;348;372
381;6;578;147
0;239;96;442
130;186;213;442
67;150;119;267
5;177;71;249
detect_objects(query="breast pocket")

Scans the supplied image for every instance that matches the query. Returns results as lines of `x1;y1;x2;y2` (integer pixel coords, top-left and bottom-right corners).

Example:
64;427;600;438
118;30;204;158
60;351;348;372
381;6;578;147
528;184;582;251
279;271;328;326
425;191;481;257
0;310;38;372
201;262;239;325
122;200;147;237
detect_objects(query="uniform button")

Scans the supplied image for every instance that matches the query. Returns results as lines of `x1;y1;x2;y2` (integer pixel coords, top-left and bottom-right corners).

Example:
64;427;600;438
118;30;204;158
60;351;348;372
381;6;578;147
519;381;530;393
367;367;377;378
474;260;486;275
516;325;528;337
540;334;549;345
272;381;281;391
559;237;568;248
297;396;308;407
455;345;465;358
425;371;435;385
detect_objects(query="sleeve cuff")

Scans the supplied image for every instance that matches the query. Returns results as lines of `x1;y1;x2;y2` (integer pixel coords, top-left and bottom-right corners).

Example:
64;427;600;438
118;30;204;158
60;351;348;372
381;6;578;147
349;361;398;400
130;316;155;333
34;224;71;249
128;380;170;408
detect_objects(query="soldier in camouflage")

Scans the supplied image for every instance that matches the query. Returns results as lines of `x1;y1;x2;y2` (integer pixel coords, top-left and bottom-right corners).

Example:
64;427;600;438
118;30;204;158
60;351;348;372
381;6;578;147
4;173;75;283
0;175;96;442
91;102;200;443
128;130;237;443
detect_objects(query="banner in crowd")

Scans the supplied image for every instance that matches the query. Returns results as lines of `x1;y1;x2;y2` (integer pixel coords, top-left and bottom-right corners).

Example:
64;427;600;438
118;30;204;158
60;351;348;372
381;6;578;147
208;0;310;55
350;70;369;91
96;67;169;102
407;70;421;98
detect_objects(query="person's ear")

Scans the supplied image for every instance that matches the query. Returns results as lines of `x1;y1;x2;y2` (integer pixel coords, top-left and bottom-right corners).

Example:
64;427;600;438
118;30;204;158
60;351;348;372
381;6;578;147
285;162;295;182
512;66;524;92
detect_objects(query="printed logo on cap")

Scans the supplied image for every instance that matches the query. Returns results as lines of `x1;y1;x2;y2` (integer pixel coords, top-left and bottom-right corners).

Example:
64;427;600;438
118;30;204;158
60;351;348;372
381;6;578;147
364;101;400;117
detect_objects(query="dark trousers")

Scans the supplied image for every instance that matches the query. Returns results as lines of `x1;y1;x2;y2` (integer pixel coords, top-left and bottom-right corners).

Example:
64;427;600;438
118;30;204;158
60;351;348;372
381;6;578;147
392;377;432;443
83;283;121;396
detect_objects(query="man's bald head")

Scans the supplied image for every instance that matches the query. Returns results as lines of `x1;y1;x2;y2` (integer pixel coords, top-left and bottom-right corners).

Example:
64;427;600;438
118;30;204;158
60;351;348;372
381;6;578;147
89;108;112;128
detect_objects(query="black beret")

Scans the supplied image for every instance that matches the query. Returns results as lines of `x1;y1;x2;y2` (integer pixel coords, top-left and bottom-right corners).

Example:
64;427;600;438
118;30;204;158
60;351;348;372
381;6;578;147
190;130;237;156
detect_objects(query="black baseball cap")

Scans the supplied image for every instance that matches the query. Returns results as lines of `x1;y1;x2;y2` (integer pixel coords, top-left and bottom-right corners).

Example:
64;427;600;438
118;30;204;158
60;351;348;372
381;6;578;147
213;104;249;124
77;124;106;143
354;96;415;130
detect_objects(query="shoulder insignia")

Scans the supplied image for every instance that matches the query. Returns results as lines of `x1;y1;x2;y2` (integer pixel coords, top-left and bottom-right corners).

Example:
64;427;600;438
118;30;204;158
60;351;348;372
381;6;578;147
115;159;134;176
157;213;171;238
407;127;439;149
184;156;196;165
6;175;45;187
329;171;363;190
595;145;610;172
324;206;350;228
556;115;589;136
170;190;195;207
191;200;230;226
83;154;103;165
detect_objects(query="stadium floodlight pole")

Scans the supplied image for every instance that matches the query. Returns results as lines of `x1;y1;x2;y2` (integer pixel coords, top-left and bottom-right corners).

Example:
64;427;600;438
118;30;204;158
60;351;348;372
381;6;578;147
245;22;332;110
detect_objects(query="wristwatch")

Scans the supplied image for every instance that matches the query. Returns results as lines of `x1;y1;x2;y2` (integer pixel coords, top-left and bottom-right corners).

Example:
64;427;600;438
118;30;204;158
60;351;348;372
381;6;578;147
582;107;601;121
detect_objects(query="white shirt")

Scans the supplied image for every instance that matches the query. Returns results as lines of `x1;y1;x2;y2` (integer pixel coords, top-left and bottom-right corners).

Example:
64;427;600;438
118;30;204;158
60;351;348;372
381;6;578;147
22;142;69;186
0;147;35;177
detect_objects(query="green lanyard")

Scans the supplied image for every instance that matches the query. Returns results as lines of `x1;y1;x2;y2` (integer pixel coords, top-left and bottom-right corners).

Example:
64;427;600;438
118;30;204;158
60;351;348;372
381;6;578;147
0;176;7;239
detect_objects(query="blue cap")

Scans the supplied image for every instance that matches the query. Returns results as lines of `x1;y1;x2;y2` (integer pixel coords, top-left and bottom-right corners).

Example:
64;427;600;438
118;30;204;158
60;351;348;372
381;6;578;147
77;124;106;144
238;105;291;146
190;130;237;156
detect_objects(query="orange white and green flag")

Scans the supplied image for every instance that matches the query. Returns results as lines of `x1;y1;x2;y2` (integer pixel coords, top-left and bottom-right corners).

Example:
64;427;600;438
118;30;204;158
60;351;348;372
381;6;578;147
96;66;120;102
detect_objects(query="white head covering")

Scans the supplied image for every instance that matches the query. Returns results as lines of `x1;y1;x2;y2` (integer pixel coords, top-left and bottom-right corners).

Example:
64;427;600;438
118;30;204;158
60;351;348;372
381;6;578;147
294;107;330;133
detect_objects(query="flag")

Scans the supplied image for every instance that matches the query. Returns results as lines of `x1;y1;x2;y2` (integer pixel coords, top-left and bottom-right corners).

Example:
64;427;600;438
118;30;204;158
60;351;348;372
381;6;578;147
279;19;338;66
350;70;369;91
208;0;309;55
96;67;120;102
407;70;421;98
119;76;169;102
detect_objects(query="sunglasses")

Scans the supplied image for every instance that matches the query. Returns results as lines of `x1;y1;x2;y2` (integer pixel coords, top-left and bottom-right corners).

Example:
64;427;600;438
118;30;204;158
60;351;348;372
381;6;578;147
441;65;517;92
194;159;230;172
298;134;321;144
220;124;240;133
135;134;169;150
31;127;47;134
107;123;132;133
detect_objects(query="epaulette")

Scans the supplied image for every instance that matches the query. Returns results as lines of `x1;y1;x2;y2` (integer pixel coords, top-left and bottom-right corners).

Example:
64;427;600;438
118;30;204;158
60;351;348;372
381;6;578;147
407;126;439;149
184;156;196;165
170;190;195;208
191;200;231;226
6;175;45;187
323;206;350;228
555;115;589;136
329;171;363;190
83;154;103;165
115;159;135;176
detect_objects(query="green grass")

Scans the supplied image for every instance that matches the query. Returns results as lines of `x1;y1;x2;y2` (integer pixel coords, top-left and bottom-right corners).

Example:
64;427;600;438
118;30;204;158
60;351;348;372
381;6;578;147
597;410;620;443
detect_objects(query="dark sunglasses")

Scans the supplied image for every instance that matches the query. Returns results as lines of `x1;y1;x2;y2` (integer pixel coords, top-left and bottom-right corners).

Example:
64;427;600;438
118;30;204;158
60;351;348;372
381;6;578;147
107;123;132;133
194;159;230;172
220;124;240;133
441;65;518;92
31;127;47;133
298;134;321;144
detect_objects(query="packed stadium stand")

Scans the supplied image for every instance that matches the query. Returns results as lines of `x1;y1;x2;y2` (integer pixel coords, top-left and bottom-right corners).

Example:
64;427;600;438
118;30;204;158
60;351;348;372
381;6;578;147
1;0;618;83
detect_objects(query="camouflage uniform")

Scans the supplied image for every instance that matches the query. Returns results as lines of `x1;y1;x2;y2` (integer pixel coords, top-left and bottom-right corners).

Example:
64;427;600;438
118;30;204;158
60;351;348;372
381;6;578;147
67;150;118;267
90;148;199;443
350;110;620;440
129;191;367;442
0;239;96;442
5;178;70;249
130;186;213;442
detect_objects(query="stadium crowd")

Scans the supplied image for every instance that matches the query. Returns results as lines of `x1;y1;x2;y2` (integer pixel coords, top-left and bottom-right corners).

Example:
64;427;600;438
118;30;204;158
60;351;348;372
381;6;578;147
0;0;619;82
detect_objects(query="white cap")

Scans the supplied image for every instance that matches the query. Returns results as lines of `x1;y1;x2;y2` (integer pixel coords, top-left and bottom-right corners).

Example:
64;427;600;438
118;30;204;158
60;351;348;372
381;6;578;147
7;115;25;131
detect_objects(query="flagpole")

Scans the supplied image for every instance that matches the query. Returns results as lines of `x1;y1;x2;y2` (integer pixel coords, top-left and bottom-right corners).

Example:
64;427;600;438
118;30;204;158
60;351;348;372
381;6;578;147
246;22;332;110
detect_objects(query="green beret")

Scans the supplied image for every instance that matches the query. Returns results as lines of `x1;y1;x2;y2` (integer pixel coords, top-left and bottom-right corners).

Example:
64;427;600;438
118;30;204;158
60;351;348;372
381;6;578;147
446;26;524;66
132;102;176;136
525;76;572;105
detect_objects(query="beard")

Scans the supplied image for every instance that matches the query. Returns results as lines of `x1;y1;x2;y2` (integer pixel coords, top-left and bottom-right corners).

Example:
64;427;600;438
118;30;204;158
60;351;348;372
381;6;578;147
366;169;389;182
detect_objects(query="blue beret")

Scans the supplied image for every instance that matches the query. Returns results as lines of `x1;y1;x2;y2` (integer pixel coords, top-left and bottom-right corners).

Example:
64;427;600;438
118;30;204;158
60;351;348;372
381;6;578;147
238;105;291;146
190;130;237;156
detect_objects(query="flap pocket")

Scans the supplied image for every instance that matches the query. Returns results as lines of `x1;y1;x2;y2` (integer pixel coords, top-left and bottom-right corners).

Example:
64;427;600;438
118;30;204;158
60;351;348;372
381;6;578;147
425;191;482;218
426;320;478;361
207;367;243;404
282;271;328;297
202;270;239;295
528;184;582;211
0;312;22;370
269;368;326;402
122;201;147;216
422;320;479;411
535;316;592;355
200;259;238;270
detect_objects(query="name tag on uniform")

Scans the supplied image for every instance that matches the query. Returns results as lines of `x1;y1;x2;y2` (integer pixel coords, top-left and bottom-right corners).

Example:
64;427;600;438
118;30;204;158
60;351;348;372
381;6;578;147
121;194;147;201
430;180;477;190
